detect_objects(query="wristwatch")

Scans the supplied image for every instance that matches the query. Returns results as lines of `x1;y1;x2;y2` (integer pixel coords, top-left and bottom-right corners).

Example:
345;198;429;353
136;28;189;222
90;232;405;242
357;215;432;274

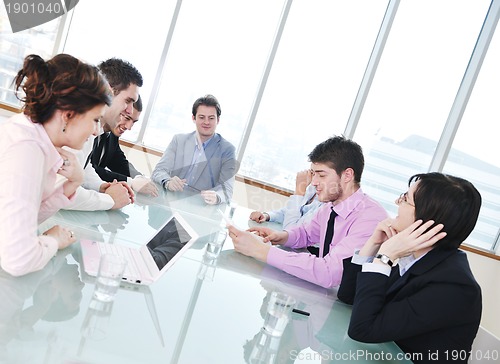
375;253;394;267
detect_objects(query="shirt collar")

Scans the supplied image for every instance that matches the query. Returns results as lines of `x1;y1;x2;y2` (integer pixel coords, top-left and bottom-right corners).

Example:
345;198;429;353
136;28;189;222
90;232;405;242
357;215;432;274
331;188;364;219
96;122;106;136
194;133;214;150
398;251;429;276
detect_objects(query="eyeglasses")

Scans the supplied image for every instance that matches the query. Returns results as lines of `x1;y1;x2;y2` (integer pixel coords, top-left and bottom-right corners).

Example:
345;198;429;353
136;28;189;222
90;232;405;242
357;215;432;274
396;192;415;207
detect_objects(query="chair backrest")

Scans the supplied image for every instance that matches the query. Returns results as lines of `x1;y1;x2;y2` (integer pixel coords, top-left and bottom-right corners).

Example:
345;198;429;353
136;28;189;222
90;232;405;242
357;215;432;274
469;326;500;364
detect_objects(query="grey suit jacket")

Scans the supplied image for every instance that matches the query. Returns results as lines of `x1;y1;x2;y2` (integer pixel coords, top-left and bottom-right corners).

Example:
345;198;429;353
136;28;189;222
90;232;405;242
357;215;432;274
151;132;237;204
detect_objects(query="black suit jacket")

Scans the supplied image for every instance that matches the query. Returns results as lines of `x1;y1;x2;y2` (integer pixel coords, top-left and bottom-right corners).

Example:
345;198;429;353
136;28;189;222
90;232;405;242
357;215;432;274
337;248;482;363
91;133;141;183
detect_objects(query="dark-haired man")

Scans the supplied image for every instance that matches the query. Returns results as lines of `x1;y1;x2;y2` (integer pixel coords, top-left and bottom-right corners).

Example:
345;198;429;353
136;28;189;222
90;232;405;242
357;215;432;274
90;96;158;196
151;94;237;205
228;136;388;288
83;58;157;197
62;58;145;211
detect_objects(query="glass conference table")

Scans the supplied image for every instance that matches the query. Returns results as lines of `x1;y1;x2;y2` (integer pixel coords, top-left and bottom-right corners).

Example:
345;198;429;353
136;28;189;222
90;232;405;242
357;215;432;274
1;189;411;364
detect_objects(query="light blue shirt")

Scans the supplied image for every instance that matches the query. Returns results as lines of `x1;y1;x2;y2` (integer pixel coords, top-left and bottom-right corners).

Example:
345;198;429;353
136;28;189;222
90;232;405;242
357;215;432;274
267;184;323;229
184;135;214;186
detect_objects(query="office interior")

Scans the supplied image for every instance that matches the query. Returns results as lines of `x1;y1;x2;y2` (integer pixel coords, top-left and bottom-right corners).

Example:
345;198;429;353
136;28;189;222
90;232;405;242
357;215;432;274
1;0;499;352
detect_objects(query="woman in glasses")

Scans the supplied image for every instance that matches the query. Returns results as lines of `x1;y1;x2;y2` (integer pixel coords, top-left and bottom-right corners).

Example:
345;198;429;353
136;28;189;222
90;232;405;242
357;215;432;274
338;172;482;364
0;54;112;276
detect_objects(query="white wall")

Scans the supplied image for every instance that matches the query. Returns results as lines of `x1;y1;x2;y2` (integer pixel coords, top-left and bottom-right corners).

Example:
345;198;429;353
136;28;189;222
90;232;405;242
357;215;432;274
466;252;500;337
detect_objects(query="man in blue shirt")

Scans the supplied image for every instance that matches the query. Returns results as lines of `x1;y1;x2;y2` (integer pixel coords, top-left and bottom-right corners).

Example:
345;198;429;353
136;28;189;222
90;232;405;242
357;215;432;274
249;170;323;229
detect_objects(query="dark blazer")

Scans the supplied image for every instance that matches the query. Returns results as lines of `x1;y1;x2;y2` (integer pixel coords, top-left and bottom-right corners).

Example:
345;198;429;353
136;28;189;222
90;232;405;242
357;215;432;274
337;248;482;364
90;133;141;183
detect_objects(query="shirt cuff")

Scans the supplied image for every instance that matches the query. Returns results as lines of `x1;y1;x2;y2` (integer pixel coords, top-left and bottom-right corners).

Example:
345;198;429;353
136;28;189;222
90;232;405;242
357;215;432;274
39;234;59;258
351;249;374;265
267;211;277;222
361;262;391;276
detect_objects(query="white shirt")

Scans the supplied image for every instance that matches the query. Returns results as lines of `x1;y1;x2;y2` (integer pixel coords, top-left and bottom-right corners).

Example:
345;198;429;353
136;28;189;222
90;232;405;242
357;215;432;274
62;140;114;211
0;114;73;276
81;133;104;191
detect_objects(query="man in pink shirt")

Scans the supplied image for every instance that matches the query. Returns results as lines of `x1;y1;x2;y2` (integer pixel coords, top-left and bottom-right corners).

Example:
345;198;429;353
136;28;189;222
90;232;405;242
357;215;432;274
228;136;387;288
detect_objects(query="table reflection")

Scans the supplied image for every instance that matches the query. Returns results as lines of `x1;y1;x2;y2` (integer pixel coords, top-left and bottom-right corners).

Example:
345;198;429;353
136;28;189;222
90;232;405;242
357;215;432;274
216;250;410;364
0;249;84;362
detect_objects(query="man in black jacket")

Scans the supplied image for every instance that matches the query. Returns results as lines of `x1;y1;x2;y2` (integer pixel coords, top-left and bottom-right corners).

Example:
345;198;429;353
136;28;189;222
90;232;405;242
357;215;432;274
90;90;158;197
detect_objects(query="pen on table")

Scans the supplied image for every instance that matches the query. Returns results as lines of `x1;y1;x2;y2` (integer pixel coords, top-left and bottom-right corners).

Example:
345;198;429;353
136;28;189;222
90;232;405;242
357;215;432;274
184;183;202;192
292;308;310;316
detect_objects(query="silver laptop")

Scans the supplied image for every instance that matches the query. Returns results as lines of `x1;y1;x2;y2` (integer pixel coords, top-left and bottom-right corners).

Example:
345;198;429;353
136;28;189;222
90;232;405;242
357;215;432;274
81;212;198;285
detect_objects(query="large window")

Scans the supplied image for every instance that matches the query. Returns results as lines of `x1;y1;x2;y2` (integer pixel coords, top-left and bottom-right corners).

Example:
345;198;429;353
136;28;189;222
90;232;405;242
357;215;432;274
239;0;388;190
62;0;176;128
141;0;285;153
442;24;500;252
353;0;491;216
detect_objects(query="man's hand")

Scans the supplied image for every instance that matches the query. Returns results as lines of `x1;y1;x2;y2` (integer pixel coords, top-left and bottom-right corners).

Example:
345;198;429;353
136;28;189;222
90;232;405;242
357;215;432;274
249;211;269;223
247;226;288;246
131;176;159;197
104;181;133;209
165;176;187;191
201;190;219;205
116;180;135;203
99;182;111;193
228;225;271;262
295;169;313;196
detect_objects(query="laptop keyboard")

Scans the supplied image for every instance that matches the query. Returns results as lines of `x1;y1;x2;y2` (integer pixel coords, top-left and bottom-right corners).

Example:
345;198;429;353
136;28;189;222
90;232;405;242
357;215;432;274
98;243;141;278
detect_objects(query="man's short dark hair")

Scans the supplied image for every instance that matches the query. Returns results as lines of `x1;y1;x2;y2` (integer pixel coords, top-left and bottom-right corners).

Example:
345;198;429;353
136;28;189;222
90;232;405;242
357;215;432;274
308;135;364;184
98;58;143;95
133;94;143;112
192;94;221;118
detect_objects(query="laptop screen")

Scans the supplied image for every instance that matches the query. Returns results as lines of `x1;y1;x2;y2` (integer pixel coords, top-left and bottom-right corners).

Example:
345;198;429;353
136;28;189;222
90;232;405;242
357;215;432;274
146;217;193;270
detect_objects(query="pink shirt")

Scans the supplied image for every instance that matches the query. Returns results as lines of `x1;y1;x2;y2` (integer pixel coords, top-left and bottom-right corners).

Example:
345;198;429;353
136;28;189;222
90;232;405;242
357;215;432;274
266;188;388;288
0;114;73;276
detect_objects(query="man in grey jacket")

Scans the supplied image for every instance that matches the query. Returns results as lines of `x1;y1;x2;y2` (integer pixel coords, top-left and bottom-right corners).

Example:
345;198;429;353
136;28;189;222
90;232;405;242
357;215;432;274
151;94;237;205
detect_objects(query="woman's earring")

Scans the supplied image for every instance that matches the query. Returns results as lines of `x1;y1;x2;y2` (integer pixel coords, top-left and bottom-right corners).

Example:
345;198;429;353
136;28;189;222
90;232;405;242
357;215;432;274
63;123;67;132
